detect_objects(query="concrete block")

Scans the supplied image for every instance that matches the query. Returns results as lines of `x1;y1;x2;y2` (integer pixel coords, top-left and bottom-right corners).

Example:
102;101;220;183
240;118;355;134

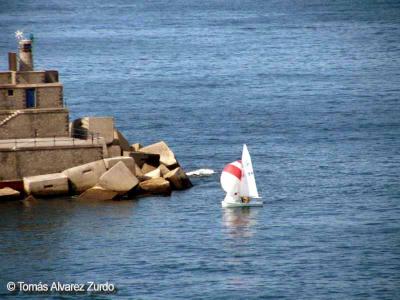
0;187;20;201
164;167;193;190
78;185;118;201
107;145;122;157
142;163;156;174
129;152;160;168
62;160;107;193
23;173;69;196
135;164;143;177
144;168;161;179
159;164;170;177
81;117;114;144
113;129;130;151
139;141;177;167
98;161;138;193
138;177;171;196
104;156;136;175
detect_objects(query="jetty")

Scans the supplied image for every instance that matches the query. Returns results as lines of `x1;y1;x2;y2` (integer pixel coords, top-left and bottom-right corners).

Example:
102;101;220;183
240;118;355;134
0;36;192;201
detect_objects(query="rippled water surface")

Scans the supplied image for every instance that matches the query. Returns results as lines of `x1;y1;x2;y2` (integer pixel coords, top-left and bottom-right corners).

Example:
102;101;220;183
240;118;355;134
0;0;399;299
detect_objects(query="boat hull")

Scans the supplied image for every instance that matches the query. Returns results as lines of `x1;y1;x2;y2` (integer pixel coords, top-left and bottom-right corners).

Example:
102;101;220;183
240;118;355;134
221;200;263;208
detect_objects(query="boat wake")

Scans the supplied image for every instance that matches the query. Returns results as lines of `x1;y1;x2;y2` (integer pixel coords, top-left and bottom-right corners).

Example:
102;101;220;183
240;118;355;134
187;169;215;177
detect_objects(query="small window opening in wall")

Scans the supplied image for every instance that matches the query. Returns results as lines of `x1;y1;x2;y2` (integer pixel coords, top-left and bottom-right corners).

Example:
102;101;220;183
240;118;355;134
7;89;13;96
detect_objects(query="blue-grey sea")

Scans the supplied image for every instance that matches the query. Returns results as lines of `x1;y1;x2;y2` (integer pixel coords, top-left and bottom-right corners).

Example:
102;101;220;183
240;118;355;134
0;1;399;299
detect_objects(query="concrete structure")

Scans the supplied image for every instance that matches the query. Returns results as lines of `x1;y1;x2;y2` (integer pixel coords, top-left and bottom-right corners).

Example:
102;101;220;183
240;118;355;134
113;129;130;152
164;167;193;190
98;161;138;193
135;164;144;177
78;185;118;201
0;62;66;139
159;164;170;177
139;141;178;167
138;177;171;196
104;156;136;175
23;173;69;196
144;168;161;179
71;116;129;158
72;117;114;144
129;152;160;168
107;144;122;157
0;142;104;181
141;163;156;174
0;39;108;183
62;160;107;193
0;187;20;201
18;40;34;71
0;39;194;199
0;108;69;139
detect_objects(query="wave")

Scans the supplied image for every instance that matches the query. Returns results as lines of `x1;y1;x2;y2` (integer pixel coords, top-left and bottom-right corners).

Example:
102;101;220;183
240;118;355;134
187;169;215;177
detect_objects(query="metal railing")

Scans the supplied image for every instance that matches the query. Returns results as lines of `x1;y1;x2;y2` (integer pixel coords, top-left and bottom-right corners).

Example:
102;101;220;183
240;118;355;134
0;128;104;150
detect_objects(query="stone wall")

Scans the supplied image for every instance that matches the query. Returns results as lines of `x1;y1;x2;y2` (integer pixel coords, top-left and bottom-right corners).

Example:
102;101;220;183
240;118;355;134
16;71;45;84
0;108;69;139
0;85;63;110
0;71;59;85
0;88;25;110
36;86;63;108
0;72;12;84
0;145;104;180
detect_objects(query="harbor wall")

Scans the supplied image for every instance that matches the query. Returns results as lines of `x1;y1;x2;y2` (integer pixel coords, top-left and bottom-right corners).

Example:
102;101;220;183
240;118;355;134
0;145;104;180
0;108;69;139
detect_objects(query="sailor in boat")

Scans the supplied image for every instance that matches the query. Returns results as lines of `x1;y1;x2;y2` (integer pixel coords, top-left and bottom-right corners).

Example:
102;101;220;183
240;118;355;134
241;196;250;203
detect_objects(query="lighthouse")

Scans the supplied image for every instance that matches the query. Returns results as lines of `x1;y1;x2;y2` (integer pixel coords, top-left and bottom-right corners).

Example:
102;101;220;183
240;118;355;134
18;39;34;71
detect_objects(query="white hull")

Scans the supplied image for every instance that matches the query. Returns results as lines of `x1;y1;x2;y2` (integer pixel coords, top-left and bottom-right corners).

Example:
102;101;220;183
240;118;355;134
221;194;263;208
221;200;263;208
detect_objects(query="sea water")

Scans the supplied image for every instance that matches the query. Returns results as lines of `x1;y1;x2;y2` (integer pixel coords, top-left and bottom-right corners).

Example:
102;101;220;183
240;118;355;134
0;1;399;299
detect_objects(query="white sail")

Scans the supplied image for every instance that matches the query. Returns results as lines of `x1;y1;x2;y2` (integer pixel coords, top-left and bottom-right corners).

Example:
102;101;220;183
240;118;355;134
239;144;259;198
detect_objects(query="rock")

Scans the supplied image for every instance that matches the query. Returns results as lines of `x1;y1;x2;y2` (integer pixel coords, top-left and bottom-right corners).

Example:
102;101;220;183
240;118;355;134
144;168;161;179
72;117;115;144
62;160;107;193
0;187;20;201
164;167;193;190
129;152;160;168
141;163;156;174
138;178;171;196
107;145;122;157
113;129;131;152
139;141;177;167
159;164;170;177
131;143;143;151
23;173;69;197
104;156;136;175
78;185;118;201
98;161;138;193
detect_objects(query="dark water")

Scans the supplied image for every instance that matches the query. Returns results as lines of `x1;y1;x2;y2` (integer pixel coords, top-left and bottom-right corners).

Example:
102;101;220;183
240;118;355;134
1;0;400;299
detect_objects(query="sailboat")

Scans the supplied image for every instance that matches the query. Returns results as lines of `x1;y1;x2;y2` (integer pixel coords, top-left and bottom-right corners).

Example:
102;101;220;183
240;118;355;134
220;144;263;208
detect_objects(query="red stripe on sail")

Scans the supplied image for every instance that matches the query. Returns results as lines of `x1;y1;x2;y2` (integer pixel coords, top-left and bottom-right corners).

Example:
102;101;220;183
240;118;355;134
223;164;242;180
